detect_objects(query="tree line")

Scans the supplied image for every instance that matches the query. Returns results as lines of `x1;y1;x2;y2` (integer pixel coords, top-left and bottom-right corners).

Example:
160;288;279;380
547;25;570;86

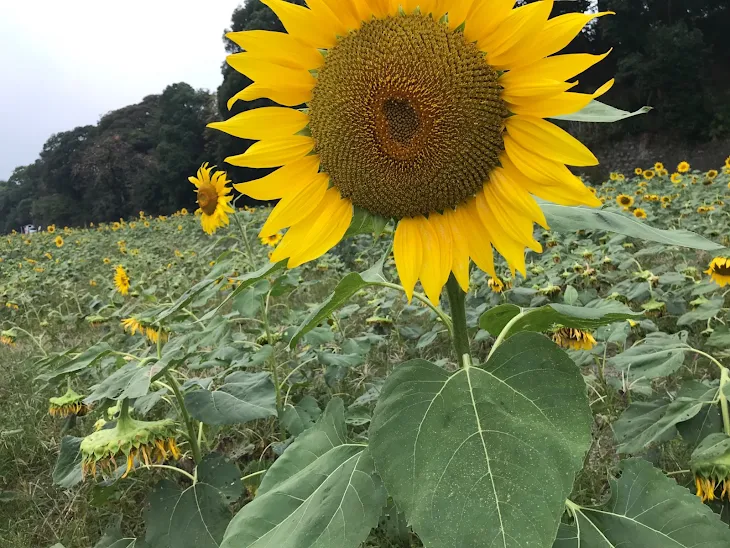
2;0;728;233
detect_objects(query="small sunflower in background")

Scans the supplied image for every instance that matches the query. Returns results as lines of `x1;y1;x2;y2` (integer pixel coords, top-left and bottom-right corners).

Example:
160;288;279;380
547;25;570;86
551;327;596;351
670;173;682;184
190;163;235;235
706;169;718;181
48;388;90;418
616;194;634;209
103;257;111;265
657;168;669;177
725;156;730;169
114;265;130;296
706;257;730;287
261;233;283;247
697;205;715;214
643;170;655;180
46;224;56;234
677;161;690;173
633;208;647;219
654;162;664;171
487;277;507;294
634;167;643;176
209;0;614;303
54;235;64;248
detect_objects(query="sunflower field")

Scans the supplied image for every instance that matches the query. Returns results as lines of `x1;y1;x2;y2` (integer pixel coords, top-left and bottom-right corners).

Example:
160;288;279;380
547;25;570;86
3;2;730;548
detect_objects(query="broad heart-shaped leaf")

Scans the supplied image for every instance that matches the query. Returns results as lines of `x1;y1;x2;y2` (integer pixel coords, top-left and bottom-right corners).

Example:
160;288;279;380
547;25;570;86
143;480;180;548
541;204;724;251
479;301;640;338
280;395;321;437
53;435;83;488
35;342;113;385
369;332;593;548
677;402;723;449
550;100;651;122
553;459;730;547
608;332;688;381
169;483;231;548
185;371;277;426
220;399;387;548
198;453;243;505
288;259;386;348
707;326;730;349
85;362;156;403
613;382;717;454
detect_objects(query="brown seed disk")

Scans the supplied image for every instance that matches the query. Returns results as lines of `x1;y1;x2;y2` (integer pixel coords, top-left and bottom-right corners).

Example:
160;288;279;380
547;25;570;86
308;14;507;219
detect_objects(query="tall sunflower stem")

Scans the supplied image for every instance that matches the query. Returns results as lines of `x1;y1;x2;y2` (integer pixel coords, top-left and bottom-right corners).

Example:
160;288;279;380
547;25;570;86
262;292;283;415
445;275;471;366
232;212;256;271
720;367;730;437
164;370;203;465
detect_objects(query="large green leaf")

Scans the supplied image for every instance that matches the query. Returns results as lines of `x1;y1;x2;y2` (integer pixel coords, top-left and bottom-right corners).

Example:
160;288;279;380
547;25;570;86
53;436;83;488
542;205;724;250
85;362;155;403
36;342;113;385
551;100;651;122
369;333;593;548
185;371;277;426
169;483;231;548
479;301;640;338
613;383;717;454
554;459;730;547
289;259;386;348
220;399;387;548
608;332;688;380
143;480;180;548
280;395;321;437
198;453;243;505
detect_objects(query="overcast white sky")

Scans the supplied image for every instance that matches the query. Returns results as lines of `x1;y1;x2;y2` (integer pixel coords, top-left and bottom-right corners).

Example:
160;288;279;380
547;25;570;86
0;0;244;180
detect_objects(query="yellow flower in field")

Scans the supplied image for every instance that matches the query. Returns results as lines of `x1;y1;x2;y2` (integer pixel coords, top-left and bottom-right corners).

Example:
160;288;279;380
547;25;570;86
616;194;634;209
657;168;668;177
634;168;643;175
114;265;130;295
706;257;730;287
90;280;97;287
677;161;690;173
670;173;682;184
487;277;507;294
707;169;718;180
617;173;625;181
34;267;44;273
178;224;183;231
46;224;56;234
44;252;52;260
609;172;618;181
552;327;596;351
48;388;89;418
208;1;613;303
180;208;188;215
261;233;283;247
725;156;730;169
643;170;655;180
633;208;647;219
121;317;144;336
190;163;235;235
55;235;64;248
103;257;111;264
661;196;671;205
1;334;15;347
697;205;714;214
654;162;664;171
144;221;150;228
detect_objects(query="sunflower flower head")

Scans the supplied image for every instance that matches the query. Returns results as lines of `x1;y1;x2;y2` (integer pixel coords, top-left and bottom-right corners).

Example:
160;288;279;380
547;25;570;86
114;265;131;296
55;235;64;248
48;388;90;418
47;224;56;234
551;327;596;351
706;257;730;287
643;170;655;180
670;173;682;184
677;161;690;173
190;163;235;235
633;208;647;219
654;162;664;171
616;194;634;209
691;434;730;503
487;277;507;294
209;0;614;304
261;232;283;247
122;317;167;344
634;168;643;176
80;415;180;480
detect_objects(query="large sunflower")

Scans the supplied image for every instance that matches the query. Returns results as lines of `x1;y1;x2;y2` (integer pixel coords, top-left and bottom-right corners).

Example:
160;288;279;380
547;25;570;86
190;163;235;235
210;0;613;302
706;257;730;287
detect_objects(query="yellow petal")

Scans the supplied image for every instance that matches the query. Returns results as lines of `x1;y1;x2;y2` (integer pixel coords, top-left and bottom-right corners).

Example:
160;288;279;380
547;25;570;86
501;80;577;104
226;53;316;91
481;1;553;69
458;200;496;278
227;81;313;110
322;0;361;29
284;189;353;267
234;155;320;200
208;107;309;141
225;30;324;70
476;187;541;252
394;217;424;302
505;116;598;166
259;173;329;237
464;0;515;43
501;51;611;88
443;208;470;292
261;0;339;49
418;215;449;304
305;0;349;37
225;136;314;168
507;79;614;118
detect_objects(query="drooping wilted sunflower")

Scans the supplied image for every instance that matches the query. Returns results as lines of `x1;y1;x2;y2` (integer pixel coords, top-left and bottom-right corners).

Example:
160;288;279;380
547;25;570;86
551;327;596;351
189;163;235;235
49;388;90;418
706;257;730;287
210;0;613;303
114;265;130;295
616;194;633;209
487;277;506;294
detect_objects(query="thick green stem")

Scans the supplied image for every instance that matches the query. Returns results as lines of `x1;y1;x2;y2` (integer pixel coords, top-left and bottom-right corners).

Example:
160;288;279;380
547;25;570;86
262;292;283;413
445;275;471;365
720;368;730;436
232;212;256;270
487;309;526;361
164;371;202;464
